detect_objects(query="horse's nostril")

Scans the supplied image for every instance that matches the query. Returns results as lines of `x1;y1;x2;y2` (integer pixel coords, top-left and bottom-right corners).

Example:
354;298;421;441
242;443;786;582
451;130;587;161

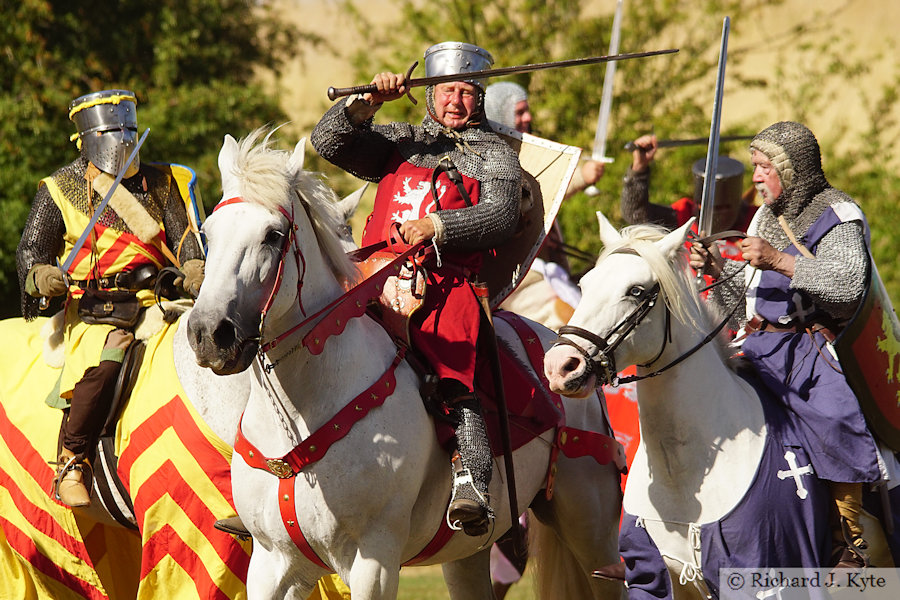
213;320;237;348
562;356;582;376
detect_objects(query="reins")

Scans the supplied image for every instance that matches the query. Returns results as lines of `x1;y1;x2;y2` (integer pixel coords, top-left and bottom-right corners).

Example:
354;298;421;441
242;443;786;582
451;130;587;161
553;239;752;387
213;196;426;372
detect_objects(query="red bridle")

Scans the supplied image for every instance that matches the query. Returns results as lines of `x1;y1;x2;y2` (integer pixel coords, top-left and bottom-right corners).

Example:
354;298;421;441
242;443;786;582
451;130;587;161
213;196;309;355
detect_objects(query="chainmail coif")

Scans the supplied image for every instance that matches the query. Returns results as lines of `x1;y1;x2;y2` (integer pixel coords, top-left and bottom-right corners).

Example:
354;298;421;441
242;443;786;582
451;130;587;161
710;122;869;322
311;87;522;251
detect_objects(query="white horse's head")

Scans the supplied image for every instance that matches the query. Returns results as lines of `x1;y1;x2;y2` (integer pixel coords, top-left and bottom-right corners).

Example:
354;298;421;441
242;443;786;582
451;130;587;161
187;127;358;374
544;211;702;397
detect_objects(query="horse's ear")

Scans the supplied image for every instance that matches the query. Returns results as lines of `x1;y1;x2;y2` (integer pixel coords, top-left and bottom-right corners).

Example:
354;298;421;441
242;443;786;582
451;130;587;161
336;183;368;223
596;211;622;247
657;217;696;259
287;138;307;174
218;135;241;201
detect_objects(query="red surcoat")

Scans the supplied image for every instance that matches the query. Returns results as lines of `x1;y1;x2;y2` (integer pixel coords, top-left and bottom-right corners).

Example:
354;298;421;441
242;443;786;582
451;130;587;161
363;151;485;390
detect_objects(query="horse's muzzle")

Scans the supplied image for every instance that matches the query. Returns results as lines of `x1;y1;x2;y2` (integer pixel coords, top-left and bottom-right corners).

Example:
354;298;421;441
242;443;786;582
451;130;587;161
187;311;259;375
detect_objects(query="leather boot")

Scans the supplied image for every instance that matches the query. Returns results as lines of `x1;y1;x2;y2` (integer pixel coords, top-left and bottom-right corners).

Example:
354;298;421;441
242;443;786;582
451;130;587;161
447;450;491;536
592;560;626;581
214;516;252;541
832;516;870;569
829;482;869;568
54;447;92;508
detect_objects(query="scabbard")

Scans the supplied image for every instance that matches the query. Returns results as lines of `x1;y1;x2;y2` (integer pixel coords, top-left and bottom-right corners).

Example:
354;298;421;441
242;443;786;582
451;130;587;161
473;282;524;557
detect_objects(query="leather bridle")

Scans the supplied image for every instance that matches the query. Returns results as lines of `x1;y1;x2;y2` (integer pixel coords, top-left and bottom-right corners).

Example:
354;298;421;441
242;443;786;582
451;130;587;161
554;279;665;387
552;245;750;388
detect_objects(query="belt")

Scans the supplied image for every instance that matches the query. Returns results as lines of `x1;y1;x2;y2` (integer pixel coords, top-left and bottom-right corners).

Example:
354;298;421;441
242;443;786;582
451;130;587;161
745;314;839;342
73;265;159;292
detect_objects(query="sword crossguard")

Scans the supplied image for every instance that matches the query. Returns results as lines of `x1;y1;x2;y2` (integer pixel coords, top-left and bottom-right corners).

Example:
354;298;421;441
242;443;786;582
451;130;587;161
403;61;419;105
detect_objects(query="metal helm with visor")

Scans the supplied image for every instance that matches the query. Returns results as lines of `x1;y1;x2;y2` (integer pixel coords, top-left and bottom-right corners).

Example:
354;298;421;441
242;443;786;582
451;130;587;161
69;90;139;176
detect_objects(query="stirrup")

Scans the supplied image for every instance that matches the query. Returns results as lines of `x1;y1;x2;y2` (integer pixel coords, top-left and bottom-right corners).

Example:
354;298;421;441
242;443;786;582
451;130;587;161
592;561;626;581
51;453;93;505
214;516;252;541
446;462;492;536
833;516;870;568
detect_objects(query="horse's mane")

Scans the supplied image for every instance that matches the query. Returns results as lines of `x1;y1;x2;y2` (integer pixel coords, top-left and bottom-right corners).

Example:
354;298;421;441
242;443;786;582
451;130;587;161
598;223;707;331
231;127;360;286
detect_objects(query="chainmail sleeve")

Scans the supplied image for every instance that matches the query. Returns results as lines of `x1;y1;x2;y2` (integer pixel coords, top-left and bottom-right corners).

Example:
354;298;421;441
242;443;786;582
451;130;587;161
311;100;409;182
621;166;678;228
16;184;65;320
792;220;868;320
160;173;204;264
436;140;522;250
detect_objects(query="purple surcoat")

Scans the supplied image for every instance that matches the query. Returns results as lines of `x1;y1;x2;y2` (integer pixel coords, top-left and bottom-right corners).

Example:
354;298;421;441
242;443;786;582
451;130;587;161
740;202;880;484
620;382;832;599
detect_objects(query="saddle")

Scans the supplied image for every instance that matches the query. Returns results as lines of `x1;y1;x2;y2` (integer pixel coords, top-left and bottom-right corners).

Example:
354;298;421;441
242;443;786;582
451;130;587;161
346;239;565;457
353;250;427;348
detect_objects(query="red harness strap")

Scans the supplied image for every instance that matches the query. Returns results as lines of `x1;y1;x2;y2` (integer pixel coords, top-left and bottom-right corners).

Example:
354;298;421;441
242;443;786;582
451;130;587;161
234;347;456;570
493;311;625;500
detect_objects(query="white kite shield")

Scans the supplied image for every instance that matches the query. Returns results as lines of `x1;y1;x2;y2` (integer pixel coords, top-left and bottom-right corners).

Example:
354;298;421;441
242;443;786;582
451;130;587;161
484;121;581;309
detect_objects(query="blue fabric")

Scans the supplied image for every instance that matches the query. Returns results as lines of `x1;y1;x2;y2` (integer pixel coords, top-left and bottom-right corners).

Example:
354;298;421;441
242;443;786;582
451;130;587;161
744;204;880;483
620;381;832;599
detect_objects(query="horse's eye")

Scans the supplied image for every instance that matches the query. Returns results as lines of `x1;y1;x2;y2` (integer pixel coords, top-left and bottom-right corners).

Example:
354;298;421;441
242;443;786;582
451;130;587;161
628;285;644;298
264;229;285;246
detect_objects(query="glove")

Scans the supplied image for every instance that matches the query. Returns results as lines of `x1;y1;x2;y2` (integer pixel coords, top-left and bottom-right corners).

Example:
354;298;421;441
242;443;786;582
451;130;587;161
103;329;135;352
26;264;68;298
177;259;205;297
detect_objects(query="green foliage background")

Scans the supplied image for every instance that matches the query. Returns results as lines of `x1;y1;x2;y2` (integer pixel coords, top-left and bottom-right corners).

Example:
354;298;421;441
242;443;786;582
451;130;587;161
0;0;321;317
335;0;900;303
1;0;898;317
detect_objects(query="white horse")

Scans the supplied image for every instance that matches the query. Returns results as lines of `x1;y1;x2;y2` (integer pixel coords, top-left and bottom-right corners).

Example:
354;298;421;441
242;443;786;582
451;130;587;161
185;128;625;600
544;212;900;599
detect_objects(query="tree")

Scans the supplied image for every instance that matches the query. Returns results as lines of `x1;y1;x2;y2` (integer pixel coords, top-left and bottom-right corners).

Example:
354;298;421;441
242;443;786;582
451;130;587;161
0;0;321;317
332;0;900;304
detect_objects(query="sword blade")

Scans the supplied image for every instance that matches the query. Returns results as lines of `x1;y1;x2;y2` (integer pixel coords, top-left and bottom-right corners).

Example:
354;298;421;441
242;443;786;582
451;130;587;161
623;134;754;152
698;17;730;238
60;128;150;273
327;48;678;101
591;0;625;163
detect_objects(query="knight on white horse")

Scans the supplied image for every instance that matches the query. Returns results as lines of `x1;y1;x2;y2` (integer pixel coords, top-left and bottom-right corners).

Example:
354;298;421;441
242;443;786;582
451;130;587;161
186;122;624;599
545;205;900;598
311;41;523;536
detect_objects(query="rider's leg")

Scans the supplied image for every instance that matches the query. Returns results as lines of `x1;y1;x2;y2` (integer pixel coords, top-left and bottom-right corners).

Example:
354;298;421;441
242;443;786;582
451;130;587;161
829;481;869;567
55;329;133;507
446;381;494;536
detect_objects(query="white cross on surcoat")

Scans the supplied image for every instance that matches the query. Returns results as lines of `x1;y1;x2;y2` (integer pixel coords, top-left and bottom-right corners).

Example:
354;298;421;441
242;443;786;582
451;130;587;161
777;450;814;499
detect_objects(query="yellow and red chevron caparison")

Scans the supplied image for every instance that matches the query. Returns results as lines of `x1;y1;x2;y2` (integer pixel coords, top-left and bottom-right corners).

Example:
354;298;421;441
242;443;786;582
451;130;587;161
0;317;251;599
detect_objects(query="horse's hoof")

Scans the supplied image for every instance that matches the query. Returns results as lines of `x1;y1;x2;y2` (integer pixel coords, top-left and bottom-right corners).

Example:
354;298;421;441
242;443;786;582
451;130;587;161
592;561;626;581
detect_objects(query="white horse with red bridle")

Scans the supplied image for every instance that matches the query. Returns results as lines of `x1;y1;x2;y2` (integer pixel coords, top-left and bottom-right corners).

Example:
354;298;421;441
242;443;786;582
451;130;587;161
186;129;626;599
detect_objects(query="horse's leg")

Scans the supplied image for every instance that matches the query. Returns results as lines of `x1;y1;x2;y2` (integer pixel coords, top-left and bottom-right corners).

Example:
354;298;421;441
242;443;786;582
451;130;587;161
530;458;625;599
246;545;317;600
441;547;494;600
344;548;402;599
